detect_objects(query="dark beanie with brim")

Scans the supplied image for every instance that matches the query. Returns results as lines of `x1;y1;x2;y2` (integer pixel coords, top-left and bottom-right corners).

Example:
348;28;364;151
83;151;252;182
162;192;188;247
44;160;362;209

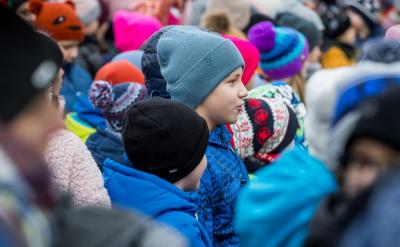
122;97;209;183
344;88;400;167
0;6;63;122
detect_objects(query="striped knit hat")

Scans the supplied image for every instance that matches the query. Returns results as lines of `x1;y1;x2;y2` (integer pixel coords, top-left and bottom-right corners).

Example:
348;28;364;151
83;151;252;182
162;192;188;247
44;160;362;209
229;97;298;172
248;21;309;80
89;81;147;132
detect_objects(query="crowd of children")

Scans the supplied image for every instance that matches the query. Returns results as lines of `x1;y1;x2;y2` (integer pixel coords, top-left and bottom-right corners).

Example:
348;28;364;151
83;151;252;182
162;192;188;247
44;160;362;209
2;0;400;246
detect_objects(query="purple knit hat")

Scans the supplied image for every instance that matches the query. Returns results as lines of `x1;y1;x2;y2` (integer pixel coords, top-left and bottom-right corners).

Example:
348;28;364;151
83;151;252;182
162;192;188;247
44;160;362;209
89;80;147;132
248;21;309;80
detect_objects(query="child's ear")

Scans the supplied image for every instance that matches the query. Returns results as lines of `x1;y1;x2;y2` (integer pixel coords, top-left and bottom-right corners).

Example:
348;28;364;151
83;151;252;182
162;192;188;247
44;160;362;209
65;0;76;9
29;0;43;15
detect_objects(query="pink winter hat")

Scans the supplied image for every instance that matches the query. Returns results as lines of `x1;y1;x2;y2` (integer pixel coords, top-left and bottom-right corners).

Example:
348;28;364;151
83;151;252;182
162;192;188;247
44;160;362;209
223;35;260;86
113;10;162;52
385;25;400;40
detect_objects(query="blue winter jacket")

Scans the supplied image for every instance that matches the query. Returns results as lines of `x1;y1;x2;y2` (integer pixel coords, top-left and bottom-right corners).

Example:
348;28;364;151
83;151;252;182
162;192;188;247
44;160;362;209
236;148;337;247
86;128;124;171
61;63;93;113
103;159;212;247
73;95;106;129
198;125;249;247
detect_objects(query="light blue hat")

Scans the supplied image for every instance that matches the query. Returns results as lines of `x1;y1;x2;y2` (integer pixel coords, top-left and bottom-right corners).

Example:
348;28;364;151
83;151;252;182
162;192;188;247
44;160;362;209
112;50;144;70
157;25;244;109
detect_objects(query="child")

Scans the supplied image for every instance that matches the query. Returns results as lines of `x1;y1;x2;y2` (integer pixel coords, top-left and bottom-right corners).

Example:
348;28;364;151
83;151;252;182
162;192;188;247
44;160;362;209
30;0;92;113
223;35;260;90
40;32;111;208
156;25;249;247
7;0;35;25
318;1;357;68
103;97;211;247
74;0;112;77
229;97;298;173
65;60;145;142
344;0;384;45
248;21;309;102
0;8;64;245
87;80;147;169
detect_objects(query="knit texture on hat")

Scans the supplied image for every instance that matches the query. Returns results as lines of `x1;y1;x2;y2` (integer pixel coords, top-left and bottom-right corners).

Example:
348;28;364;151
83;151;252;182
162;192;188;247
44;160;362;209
224;35;260;86
74;0;101;26
1;6;63;122
157;25;244;109
276;12;322;51
113;10;162;52
30;0;84;42
318;2;352;39
122;97;209;183
95;60;145;85
230;97;298;172
249;81;307;147
89;81;147;132
248;21;309;80
344;0;381;25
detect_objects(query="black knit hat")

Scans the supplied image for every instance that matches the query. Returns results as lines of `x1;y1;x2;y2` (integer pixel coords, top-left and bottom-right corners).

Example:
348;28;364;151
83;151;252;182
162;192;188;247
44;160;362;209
318;2;352;39
122;97;209;183
347;88;400;156
276;12;322;51
0;6;63;122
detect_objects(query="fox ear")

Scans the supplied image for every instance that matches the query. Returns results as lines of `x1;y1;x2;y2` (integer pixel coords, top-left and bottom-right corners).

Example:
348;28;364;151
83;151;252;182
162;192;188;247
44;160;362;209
29;0;43;15
65;0;75;9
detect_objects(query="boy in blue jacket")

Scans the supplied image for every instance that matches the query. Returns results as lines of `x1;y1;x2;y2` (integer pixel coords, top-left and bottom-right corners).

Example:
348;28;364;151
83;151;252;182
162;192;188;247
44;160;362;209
103;97;212;247
155;25;250;246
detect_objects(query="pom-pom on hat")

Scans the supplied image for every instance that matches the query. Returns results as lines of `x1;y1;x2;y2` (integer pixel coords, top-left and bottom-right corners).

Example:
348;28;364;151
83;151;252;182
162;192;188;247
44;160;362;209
248;21;309;80
229;97;298;172
89;80;147;132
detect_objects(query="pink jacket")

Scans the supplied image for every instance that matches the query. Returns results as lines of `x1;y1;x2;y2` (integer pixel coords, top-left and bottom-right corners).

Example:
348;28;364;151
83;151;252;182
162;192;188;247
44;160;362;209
45;129;111;208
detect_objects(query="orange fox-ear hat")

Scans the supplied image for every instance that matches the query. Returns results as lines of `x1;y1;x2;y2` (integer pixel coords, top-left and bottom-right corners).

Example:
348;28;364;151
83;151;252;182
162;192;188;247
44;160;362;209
30;0;84;42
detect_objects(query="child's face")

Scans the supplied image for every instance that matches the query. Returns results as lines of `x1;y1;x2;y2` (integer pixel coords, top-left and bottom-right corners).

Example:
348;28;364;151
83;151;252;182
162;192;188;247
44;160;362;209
347;9;367;32
16;2;36;27
196;67;248;127
58;40;80;63
343;138;400;198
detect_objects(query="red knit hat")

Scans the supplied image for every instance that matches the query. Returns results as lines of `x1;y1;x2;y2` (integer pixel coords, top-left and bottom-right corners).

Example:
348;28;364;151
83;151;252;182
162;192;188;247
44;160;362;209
29;0;84;42
95;60;145;86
